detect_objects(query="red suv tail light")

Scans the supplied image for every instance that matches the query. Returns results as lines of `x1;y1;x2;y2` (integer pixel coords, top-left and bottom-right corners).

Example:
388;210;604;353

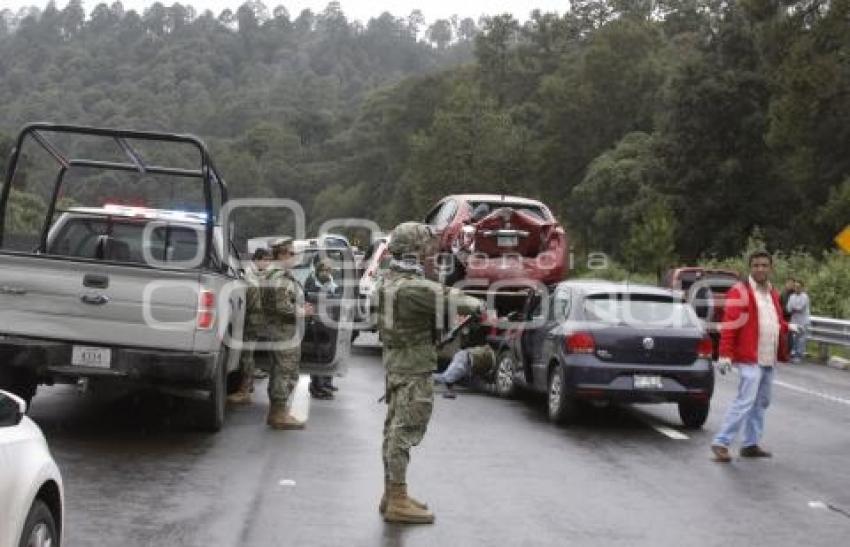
565;332;595;354
697;337;713;359
197;289;215;330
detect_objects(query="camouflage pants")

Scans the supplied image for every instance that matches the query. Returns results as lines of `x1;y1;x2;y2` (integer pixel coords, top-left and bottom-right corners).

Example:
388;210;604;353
239;340;256;381
268;345;300;405
382;372;434;485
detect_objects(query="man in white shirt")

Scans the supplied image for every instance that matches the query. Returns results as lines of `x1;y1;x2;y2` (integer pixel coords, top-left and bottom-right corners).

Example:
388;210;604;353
711;251;795;462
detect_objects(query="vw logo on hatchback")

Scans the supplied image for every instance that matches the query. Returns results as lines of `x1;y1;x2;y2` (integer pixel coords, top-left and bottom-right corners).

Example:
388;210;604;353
642;337;655;350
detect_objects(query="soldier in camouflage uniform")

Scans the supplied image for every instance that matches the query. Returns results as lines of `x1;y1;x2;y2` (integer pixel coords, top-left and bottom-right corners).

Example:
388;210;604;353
227;248;270;405
377;222;484;524
262;237;309;430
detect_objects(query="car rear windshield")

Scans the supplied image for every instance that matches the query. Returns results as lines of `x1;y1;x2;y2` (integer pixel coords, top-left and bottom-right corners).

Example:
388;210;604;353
469;201;551;221
679;272;738;292
49;217;201;265
582;293;698;328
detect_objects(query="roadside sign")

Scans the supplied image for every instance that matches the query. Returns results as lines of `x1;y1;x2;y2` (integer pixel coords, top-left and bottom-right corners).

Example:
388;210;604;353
836;226;850;254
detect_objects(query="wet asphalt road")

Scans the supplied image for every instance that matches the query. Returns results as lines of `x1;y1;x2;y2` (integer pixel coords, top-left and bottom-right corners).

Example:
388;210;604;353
28;335;850;547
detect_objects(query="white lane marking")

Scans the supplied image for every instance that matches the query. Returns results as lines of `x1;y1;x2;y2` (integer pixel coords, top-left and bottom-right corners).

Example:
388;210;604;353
279;479;297;487
649;424;690;440
288;374;311;423
631;409;691;440
774;380;850;407
809;501;828;510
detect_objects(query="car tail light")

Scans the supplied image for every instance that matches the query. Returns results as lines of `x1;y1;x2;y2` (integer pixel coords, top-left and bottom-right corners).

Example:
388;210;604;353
197;289;215;330
697;337;713;359
565;332;595;354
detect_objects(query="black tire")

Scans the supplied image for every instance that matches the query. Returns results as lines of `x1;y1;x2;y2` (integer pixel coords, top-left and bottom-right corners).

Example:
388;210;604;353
678;401;710;429
493;349;518;398
226;369;244;395
0;368;36;410
196;350;227;432
18;499;58;547
548;365;580;425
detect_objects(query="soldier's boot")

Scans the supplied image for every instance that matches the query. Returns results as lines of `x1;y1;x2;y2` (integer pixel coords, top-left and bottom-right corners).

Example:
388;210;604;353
379;482;428;514
227;375;254;405
383;483;434;524
267;403;305;430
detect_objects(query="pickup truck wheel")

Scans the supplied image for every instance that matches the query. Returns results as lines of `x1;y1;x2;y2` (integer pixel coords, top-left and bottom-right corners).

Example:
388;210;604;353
494;349;517;398
197;350;226;432
226;369;244;396
548;365;579;425
678;401;710;429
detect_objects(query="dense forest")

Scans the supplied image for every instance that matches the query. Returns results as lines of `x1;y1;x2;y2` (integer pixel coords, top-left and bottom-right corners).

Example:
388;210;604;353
0;0;849;272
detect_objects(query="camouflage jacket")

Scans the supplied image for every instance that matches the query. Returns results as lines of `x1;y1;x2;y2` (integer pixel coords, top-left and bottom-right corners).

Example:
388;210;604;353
243;266;265;337
377;264;482;374
260;265;303;338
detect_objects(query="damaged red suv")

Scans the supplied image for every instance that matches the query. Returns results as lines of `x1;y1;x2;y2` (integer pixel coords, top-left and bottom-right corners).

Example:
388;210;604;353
422;194;568;287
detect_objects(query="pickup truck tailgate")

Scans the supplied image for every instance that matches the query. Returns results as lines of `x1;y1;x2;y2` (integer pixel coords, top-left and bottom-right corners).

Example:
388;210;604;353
0;253;200;352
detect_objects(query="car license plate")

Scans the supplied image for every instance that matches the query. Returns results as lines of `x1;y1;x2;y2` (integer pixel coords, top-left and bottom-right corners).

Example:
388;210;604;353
72;346;112;369
634;375;663;389
497;236;518;247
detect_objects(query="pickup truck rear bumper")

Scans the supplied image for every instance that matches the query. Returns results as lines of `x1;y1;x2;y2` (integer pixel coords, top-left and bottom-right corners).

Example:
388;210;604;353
0;334;217;387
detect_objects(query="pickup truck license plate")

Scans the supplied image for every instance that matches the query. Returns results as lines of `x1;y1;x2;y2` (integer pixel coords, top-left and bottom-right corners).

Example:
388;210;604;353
497;236;518;247
634;375;663;389
72;346;112;368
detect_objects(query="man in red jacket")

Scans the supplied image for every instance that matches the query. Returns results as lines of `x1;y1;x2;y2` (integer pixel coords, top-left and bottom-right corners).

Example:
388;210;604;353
711;250;795;463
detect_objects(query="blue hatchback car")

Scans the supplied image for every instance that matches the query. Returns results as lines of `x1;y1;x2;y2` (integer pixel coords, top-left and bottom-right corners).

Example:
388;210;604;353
492;280;715;427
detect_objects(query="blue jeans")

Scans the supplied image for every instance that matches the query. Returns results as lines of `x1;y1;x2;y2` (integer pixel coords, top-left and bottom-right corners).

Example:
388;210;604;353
713;364;774;448
791;328;807;359
433;350;472;385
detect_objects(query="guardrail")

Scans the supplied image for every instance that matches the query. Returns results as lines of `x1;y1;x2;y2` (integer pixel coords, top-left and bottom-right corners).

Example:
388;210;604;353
808;316;850;360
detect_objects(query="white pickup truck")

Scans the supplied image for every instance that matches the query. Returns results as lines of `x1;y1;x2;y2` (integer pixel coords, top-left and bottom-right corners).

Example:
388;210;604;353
0;124;245;431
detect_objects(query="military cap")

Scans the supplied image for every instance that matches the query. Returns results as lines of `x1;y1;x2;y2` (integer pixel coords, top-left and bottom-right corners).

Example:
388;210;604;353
388;222;435;256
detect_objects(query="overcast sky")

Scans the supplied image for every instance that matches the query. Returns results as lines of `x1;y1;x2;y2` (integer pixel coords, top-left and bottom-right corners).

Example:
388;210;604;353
0;1;572;23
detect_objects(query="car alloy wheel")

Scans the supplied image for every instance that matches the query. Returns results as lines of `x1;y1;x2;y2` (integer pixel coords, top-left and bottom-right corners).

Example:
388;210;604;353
21;500;58;547
26;523;54;547
548;365;579;424
495;350;516;398
548;367;563;418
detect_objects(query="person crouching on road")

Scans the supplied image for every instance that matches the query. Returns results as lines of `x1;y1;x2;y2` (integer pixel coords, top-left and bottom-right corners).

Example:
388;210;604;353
432;345;496;399
262;237;312;430
377;222;484;524
710;250;797;462
228;248;271;405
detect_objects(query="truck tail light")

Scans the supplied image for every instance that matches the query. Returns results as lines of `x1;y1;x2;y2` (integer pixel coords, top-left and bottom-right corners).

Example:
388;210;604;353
565;332;595;354
697;337;713;359
197;289;215;330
